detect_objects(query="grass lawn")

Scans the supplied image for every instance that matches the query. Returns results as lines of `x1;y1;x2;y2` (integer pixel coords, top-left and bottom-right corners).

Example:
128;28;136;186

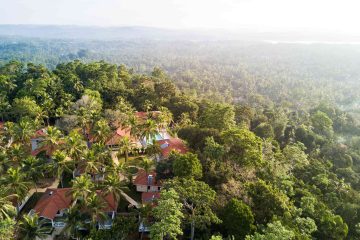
117;154;147;167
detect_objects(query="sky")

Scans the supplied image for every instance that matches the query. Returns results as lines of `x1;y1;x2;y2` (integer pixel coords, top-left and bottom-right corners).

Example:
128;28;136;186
0;0;360;33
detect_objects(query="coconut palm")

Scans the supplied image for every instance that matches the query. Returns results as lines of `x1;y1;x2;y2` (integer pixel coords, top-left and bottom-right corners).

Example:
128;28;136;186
7;143;27;166
140;119;159;145
7;117;37;146
65;130;87;164
118;136;136;162
101;172;128;206
146;140;161;160
140;157;155;175
157;107;173;130
92;142;112;166
0;187;16;220
1;167;31;213
82;149;102;178
39;126;63;155
70;175;94;204
84;193;107;226
18;214;52;240
92;119;111;144
51;150;73;188
61;206;84;240
20;156;44;192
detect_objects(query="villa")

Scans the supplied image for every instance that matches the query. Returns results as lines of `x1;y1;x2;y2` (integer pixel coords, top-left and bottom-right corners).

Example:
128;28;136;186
157;137;188;160
30;188;72;229
133;169;161;193
30;187;118;236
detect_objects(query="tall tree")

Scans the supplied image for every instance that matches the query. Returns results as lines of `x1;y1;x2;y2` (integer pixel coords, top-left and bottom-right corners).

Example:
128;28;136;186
1;167;31;213
221;198;255;239
39;126;63;155
118;136;135;162
171;152;203;179
150;188;184;240
51;150;72;188
18;214;52;240
70;175;94;204
165;178;220;240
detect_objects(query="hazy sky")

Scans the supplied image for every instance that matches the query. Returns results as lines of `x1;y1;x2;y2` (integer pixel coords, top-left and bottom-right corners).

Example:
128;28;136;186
0;0;359;33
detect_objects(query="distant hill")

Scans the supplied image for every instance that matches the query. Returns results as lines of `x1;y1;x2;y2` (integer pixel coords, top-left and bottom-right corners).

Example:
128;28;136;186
2;24;360;42
0;25;235;41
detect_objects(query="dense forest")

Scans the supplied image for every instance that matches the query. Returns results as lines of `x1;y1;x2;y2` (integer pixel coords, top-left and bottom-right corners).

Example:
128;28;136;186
1;54;360;240
2;37;360;113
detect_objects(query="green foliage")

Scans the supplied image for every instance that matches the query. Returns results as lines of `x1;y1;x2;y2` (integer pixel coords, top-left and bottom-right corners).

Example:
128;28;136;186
247;180;290;224
171;152;203;179
199;102;235;131
0;218;15;240
222;128;263;167
311;111;334;137
221;198;255;239
165;177;220;239
150;188;184;240
246;221;295;240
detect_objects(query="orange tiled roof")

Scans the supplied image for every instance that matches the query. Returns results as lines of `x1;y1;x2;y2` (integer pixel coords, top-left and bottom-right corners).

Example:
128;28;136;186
157;138;188;158
33;188;72;220
106;127;134;146
141;192;160;204
134;169;161;186
96;191;118;212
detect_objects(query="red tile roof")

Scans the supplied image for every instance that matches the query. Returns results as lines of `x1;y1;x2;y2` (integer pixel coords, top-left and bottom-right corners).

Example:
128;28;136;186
33;188;117;220
31;140;65;156
134;169;161;186
96;191;118;212
157;138;188;158
141;192;160;204
33;188;72;220
106;127;134;146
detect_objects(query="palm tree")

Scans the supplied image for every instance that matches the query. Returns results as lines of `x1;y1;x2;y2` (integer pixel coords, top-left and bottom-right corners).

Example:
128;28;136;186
1;167;31;213
118;136;136;162
61;206;84;240
82;149;102;178
137;203;153;240
0;187;16;220
146;140;161;160
39;126;63;155
84;193;107;227
92;119;111;144
65;130;87;164
101;172;128;206
140;157;155;175
8;117;37;147
7;143;27;166
70;175;94;204
21;156;44;192
18;214;52;240
157;107;173;130
140;119;159;146
92;143;112;166
51;150;73;188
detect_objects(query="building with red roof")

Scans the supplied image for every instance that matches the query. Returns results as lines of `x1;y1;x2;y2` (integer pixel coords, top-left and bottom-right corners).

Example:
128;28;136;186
134;169;161;192
157;138;188;159
31;188;72;228
141;192;160;204
30;188;118;230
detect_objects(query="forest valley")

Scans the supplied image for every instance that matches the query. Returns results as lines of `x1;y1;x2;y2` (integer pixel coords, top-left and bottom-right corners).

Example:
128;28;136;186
1;60;360;240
